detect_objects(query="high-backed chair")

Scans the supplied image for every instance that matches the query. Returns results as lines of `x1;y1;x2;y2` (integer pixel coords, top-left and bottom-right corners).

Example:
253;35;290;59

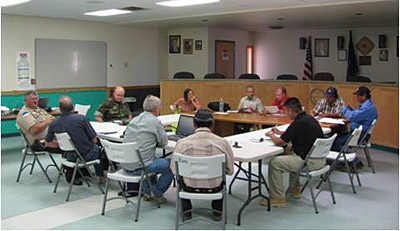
295;134;337;214
15;124;59;183
53;132;104;201
174;72;195;79
204;73;225;79
320;126;363;194
238;73;260;79
313;72;335;81
75;104;91;116
174;153;227;230
276;74;298;80
348;76;372;82
100;139;160;222
358;119;377;173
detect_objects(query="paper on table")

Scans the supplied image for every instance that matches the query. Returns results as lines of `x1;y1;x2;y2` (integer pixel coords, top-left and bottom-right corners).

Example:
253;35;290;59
318;117;345;125
214;112;229;115
227;110;239;113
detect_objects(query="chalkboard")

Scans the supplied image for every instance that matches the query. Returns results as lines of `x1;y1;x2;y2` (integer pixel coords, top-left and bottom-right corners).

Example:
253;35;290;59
35;38;106;89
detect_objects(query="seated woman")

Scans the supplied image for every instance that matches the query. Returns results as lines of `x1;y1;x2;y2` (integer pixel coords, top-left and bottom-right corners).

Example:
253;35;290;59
173;88;202;113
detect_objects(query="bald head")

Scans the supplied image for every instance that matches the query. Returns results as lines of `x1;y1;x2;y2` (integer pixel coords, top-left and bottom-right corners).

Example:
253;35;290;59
59;96;74;113
113;86;125;103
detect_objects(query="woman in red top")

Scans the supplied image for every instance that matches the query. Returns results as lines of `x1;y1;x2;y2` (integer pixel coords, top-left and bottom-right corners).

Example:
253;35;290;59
270;86;289;112
173;88;202;113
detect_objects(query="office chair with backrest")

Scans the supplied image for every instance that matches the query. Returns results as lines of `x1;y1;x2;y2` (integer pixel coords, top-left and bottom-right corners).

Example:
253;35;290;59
319;126;363;194
294;134;337;214
313;72;335;81
238;73;260;79
53;132;104;201
174;72;195;79
100;139;160;222
174;153;227;230
276;74;298;80
204;73;225;79
75;104;91;116
358;119;377;173
15;123;59;183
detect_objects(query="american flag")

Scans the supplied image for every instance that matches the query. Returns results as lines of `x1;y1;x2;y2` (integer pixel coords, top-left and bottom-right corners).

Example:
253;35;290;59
303;36;313;80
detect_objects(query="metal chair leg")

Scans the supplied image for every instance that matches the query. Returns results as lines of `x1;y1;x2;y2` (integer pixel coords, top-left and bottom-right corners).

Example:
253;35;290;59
16;152;28;182
30;155;37;174
101;178;110;215
36;157;52;183
49;154;60;171
326;174;336;204
54;165;64;193
352;162;362;186
343;157;356;194
228;162;242;194
135;177;144;222
85;165;104;194
66;166;79;201
307;176;318;214
365;147;376;174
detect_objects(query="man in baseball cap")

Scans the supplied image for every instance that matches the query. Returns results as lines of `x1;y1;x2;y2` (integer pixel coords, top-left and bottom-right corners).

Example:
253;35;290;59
312;87;345;118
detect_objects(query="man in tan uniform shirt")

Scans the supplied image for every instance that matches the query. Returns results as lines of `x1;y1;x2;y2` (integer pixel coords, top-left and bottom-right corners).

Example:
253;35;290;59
16;90;54;148
174;109;234;222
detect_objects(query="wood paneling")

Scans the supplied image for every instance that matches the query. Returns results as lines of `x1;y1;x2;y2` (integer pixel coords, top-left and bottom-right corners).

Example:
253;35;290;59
161;80;399;149
1;87;107;96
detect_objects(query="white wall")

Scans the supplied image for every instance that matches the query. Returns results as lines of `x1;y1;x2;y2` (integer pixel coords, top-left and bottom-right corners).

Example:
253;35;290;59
1;15;160;91
167;28;208;79
253;27;399;83
208;28;251;78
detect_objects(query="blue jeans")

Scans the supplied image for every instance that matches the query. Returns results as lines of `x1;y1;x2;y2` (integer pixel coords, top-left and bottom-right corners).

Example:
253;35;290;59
127;158;173;197
66;144;104;177
331;131;367;152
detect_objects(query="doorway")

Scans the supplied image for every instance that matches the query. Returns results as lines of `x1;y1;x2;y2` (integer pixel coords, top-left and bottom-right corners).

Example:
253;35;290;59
215;40;235;79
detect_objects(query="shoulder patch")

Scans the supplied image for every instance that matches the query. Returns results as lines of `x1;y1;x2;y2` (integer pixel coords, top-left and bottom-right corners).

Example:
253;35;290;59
21;111;30;117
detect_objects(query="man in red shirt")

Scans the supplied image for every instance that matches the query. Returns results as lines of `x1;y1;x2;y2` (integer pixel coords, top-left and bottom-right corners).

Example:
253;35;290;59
270;86;289;112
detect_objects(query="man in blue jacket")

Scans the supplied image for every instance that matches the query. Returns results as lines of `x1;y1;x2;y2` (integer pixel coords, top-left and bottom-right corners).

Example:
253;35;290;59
331;86;378;167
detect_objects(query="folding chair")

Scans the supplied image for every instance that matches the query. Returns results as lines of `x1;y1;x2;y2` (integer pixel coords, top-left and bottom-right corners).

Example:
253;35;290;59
53;132;104;201
358;119;377;173
74;104;91;116
318;126;363;194
174;153;227;230
100;139;160;222
15;123;59;183
293;134;337;214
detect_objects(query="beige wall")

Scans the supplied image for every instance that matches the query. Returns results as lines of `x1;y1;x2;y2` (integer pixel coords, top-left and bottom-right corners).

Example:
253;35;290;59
1;15;160;91
253;27;399;83
166;27;209;79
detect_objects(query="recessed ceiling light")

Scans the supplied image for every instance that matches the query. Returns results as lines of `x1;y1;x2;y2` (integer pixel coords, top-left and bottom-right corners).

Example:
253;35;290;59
355;12;364;16
84;9;131;16
1;0;31;7
156;0;220;7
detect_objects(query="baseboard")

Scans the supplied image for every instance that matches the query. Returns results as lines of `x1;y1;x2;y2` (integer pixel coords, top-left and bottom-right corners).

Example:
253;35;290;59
371;144;399;154
1;133;20;138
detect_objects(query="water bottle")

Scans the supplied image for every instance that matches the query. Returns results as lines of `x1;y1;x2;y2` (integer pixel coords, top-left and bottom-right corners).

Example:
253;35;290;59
219;98;224;112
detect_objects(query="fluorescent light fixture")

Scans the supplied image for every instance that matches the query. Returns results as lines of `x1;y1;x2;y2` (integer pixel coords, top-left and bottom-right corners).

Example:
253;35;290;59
84;9;131;16
1;0;31;7
156;0;219;7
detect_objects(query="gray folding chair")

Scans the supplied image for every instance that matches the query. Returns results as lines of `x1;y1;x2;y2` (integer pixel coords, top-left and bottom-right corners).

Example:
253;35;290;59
53;132;104;201
15;123;59;183
174;153;227;230
294;134;337;214
319;126;363;194
358;119;377;173
100;139;160;222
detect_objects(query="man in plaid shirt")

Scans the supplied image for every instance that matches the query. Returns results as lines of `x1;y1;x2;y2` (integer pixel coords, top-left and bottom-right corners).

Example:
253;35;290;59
312;87;345;118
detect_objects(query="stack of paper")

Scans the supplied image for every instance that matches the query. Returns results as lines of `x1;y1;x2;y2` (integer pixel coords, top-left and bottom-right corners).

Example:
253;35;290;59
318;118;345;125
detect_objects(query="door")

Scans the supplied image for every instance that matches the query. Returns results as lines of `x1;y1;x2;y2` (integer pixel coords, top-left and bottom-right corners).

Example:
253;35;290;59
215;40;235;79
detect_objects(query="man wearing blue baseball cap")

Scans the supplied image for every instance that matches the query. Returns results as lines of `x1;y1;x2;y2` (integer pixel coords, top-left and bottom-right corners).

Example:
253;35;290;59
312;87;345;118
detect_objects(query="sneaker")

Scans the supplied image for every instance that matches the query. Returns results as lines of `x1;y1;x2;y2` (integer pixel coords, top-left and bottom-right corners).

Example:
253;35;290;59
73;178;83;186
143;194;167;204
118;191;138;198
212;212;222;221
270;198;286;208
290;186;302;199
97;176;107;184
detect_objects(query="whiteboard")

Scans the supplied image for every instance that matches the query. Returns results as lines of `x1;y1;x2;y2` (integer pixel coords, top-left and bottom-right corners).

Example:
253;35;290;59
35;39;106;89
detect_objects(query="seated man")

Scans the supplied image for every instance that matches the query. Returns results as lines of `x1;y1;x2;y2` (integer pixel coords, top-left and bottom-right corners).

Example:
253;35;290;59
312;87;346;135
16;90;60;153
121;95;173;203
173;88;202;113
94;86;132;125
263;97;325;208
174;109;234;221
270;86;289;112
46;96;104;185
238;85;264;112
331;86;378;152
